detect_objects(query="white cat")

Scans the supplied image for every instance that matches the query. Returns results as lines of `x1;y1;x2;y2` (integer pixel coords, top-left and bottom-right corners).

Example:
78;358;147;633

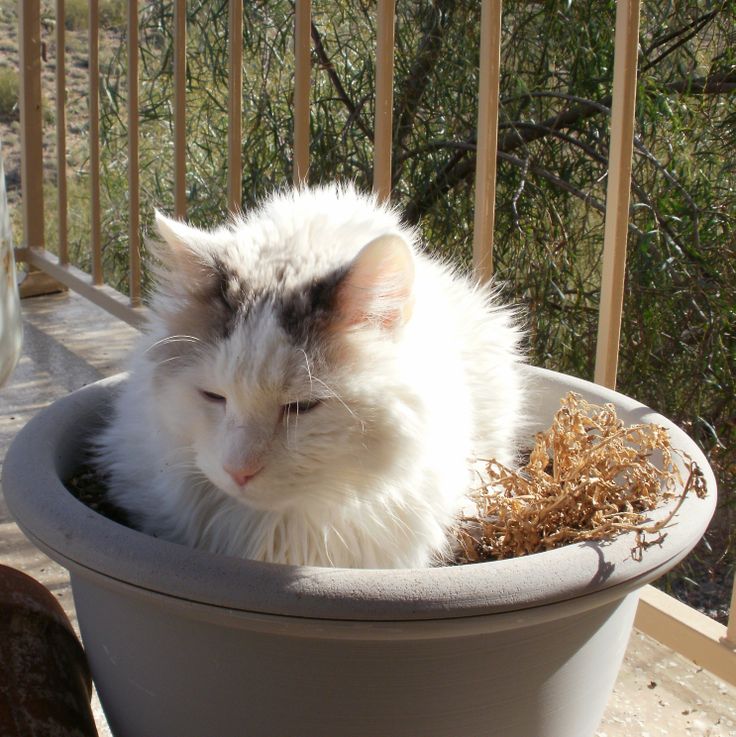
96;184;524;568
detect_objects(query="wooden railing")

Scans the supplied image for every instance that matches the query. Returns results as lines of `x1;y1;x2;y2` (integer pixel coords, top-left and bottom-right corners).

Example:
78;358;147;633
13;0;736;685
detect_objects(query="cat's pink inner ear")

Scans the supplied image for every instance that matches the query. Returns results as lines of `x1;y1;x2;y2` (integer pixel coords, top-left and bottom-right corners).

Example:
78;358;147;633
336;234;415;329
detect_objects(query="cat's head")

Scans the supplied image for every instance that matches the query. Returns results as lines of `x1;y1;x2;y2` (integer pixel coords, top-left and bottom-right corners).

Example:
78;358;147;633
146;193;423;513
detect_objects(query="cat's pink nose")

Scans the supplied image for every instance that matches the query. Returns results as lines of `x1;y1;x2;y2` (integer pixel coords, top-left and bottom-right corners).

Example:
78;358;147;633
224;464;262;487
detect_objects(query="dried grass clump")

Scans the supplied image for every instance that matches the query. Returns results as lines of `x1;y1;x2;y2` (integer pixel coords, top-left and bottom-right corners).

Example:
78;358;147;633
454;392;706;564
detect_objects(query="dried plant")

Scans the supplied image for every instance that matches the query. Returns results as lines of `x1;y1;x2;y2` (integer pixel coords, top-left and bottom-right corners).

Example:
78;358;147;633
454;392;707;564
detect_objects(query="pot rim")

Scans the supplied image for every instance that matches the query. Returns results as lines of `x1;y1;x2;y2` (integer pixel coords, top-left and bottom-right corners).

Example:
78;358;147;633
2;366;717;621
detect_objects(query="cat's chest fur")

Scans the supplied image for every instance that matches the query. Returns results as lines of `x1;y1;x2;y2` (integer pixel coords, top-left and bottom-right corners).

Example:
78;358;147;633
96;185;524;569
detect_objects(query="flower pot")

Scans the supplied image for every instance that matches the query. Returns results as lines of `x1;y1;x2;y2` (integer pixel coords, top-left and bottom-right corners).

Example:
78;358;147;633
2;366;716;737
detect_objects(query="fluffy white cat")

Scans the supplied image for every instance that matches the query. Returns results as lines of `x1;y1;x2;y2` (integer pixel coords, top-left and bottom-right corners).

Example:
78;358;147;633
96;184;524;568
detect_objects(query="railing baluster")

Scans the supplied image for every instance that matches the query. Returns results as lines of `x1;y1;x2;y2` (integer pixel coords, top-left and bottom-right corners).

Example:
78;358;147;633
55;0;68;265
228;0;243;213
593;0;641;390
293;0;311;186
128;0;141;306
728;579;736;644
373;0;395;203
472;0;502;284
174;0;187;218
18;0;45;252
89;0;102;285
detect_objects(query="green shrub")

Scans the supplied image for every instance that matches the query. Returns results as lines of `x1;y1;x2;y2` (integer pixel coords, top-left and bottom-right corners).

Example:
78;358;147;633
99;0;127;30
65;0;125;32
64;0;88;31
0;67;18;120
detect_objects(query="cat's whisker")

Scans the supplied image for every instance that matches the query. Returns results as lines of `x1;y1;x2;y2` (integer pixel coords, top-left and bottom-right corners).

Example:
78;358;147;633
329;524;350;555
145;335;204;353
161;334;202;344
151;355;188;369
323;532;336;567
309;375;361;425
189;479;214;498
157;449;205;477
380;504;413;537
284;404;298;448
299;348;314;397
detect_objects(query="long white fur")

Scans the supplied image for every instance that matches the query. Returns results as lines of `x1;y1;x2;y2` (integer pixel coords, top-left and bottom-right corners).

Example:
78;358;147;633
95;184;525;568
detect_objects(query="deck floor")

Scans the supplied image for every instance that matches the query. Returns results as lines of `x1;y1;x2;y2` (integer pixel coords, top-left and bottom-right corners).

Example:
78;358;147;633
1;290;734;736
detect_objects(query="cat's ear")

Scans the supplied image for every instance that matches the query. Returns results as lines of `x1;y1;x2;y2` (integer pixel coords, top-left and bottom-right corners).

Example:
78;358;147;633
335;234;415;330
152;211;220;289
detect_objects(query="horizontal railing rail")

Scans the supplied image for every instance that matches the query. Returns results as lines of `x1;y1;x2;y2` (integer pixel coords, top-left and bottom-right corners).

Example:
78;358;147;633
14;0;735;684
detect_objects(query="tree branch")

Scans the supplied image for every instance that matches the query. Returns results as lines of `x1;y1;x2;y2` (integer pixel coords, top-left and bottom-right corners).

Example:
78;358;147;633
404;68;735;223
641;8;720;74
310;21;374;141
643;8;720;57
393;1;457;157
400;124;716;273
666;70;736;94
403;96;612;222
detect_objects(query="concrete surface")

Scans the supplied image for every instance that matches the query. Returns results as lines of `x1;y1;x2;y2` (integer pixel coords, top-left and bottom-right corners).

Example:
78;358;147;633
0;290;734;737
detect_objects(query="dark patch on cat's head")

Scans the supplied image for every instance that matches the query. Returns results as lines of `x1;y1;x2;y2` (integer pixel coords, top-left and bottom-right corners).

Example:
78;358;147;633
154;260;348;379
209;255;263;338
278;265;349;348
151;258;263;373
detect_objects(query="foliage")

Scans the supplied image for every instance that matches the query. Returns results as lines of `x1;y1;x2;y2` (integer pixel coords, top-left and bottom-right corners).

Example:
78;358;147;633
63;0;127;31
62;0;88;30
0;67;18;120
53;0;736;614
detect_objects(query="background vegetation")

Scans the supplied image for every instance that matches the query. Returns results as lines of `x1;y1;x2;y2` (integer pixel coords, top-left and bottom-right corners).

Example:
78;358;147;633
4;0;735;619
0;67;19;120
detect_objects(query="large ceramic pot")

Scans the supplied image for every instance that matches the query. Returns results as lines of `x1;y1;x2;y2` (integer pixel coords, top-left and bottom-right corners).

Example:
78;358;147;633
2;367;716;737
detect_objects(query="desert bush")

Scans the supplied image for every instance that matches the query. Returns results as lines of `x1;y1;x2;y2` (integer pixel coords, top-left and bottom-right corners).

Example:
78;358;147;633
0;67;18;120
99;0;126;30
64;0;126;31
63;0;87;30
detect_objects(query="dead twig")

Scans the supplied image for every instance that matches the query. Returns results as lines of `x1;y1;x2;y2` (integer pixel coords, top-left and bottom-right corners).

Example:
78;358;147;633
453;392;707;564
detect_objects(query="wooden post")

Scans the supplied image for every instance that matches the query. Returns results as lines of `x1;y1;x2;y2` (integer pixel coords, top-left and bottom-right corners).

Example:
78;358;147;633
373;0;395;203
472;0;503;284
593;0;641;389
17;0;65;297
18;0;45;251
174;0;187;218
56;0;68;265
89;0;103;285
293;0;311;185
128;0;141;306
227;0;243;213
727;574;736;645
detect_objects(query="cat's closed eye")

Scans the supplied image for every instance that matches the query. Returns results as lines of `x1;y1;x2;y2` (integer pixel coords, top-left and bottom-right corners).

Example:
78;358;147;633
200;389;226;404
282;399;322;415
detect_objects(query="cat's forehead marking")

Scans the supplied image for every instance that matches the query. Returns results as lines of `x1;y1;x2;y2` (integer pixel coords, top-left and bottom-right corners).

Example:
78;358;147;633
208;255;265;338
211;256;255;305
278;265;348;346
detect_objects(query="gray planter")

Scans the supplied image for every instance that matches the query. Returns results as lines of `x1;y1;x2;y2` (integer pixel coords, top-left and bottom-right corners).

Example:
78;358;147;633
2;366;716;737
